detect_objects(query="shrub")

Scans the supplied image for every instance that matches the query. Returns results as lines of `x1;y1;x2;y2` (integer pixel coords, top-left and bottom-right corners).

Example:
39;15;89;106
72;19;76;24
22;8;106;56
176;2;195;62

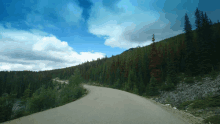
160;75;176;91
191;99;208;109
28;87;58;113
72;86;84;99
58;85;85;105
68;68;84;87
177;100;193;110
133;84;139;95
11;107;29;120
0;93;16;123
195;75;203;82
124;82;130;92
203;115;220;124
113;79;121;89
209;67;219;80
184;77;195;84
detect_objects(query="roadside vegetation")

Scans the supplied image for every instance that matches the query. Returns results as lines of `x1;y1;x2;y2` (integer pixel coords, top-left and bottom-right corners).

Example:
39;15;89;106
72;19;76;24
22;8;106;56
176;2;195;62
0;68;88;123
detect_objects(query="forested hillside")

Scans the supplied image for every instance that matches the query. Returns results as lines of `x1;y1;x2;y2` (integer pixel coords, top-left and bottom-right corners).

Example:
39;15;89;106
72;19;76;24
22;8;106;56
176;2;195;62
74;8;220;96
0;7;220;123
1;7;219;100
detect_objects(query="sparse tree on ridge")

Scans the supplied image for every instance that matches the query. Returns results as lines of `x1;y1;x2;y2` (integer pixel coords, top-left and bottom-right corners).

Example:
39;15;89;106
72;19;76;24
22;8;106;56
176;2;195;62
148;34;162;95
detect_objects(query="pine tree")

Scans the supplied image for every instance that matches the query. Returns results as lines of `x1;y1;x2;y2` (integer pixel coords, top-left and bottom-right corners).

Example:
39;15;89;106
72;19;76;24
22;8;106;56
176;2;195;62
147;76;160;96
148;34;162;84
184;13;196;77
163;46;177;91
167;45;178;85
128;69;135;92
197;11;213;75
138;69;145;95
195;8;202;31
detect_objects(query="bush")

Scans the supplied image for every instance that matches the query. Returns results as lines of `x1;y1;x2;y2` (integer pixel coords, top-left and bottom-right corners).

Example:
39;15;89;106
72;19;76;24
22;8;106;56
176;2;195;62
11;107;30;120
177;100;194;110
191;99;208;109
113;79;121;89
28;86;58;113
0;93;17;123
160;75;176;91
203;115;220;124
184;77;195;84
123;82;130;92
194;75;203;82
133;84;139;95
72;86;84;99
58;85;83;105
209;67;219;81
68;68;84;87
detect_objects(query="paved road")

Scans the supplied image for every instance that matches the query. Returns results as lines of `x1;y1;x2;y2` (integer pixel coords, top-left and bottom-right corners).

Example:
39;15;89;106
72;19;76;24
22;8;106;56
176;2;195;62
2;84;191;124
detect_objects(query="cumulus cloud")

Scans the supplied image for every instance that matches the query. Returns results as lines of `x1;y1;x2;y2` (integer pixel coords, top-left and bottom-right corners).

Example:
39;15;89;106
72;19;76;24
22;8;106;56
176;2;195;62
0;25;105;71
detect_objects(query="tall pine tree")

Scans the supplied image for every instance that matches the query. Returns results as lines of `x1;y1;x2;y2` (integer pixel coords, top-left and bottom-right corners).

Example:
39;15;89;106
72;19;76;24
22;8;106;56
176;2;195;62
148;34;162;95
197;11;213;75
184;13;196;77
149;34;162;84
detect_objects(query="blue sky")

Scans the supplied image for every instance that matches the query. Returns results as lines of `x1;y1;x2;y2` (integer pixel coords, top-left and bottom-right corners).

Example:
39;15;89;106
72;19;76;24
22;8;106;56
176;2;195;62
0;0;219;72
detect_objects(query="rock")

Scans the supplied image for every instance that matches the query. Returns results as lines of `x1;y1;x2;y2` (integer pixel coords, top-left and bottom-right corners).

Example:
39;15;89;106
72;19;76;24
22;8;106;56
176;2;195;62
155;73;220;119
214;109;220;114
197;109;204;113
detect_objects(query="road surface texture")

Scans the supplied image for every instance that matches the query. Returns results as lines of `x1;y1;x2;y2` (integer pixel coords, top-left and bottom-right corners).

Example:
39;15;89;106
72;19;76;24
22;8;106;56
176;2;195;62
2;84;203;124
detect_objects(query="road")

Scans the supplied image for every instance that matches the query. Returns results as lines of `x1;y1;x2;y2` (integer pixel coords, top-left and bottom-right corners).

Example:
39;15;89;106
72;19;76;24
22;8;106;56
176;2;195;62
2;84;196;124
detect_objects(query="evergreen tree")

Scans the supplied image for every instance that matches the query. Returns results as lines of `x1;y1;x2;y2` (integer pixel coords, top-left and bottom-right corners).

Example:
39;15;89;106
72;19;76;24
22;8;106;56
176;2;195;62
195;8;202;31
128;69;136;92
209;19;213;26
167;46;178;85
143;52;151;87
147;76;160;96
148;34;162;84
20;83;32;110
197;11;213;75
183;13;196;77
138;69;145;95
204;13;215;66
162;46;177;91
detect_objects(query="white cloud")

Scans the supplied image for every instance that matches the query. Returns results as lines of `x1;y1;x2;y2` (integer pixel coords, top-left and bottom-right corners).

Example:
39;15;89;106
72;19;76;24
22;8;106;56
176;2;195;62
87;0;160;49
0;25;105;71
88;0;185;49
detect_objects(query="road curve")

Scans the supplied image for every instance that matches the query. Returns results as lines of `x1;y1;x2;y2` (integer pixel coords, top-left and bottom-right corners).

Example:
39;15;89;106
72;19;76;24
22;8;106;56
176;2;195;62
2;84;191;124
